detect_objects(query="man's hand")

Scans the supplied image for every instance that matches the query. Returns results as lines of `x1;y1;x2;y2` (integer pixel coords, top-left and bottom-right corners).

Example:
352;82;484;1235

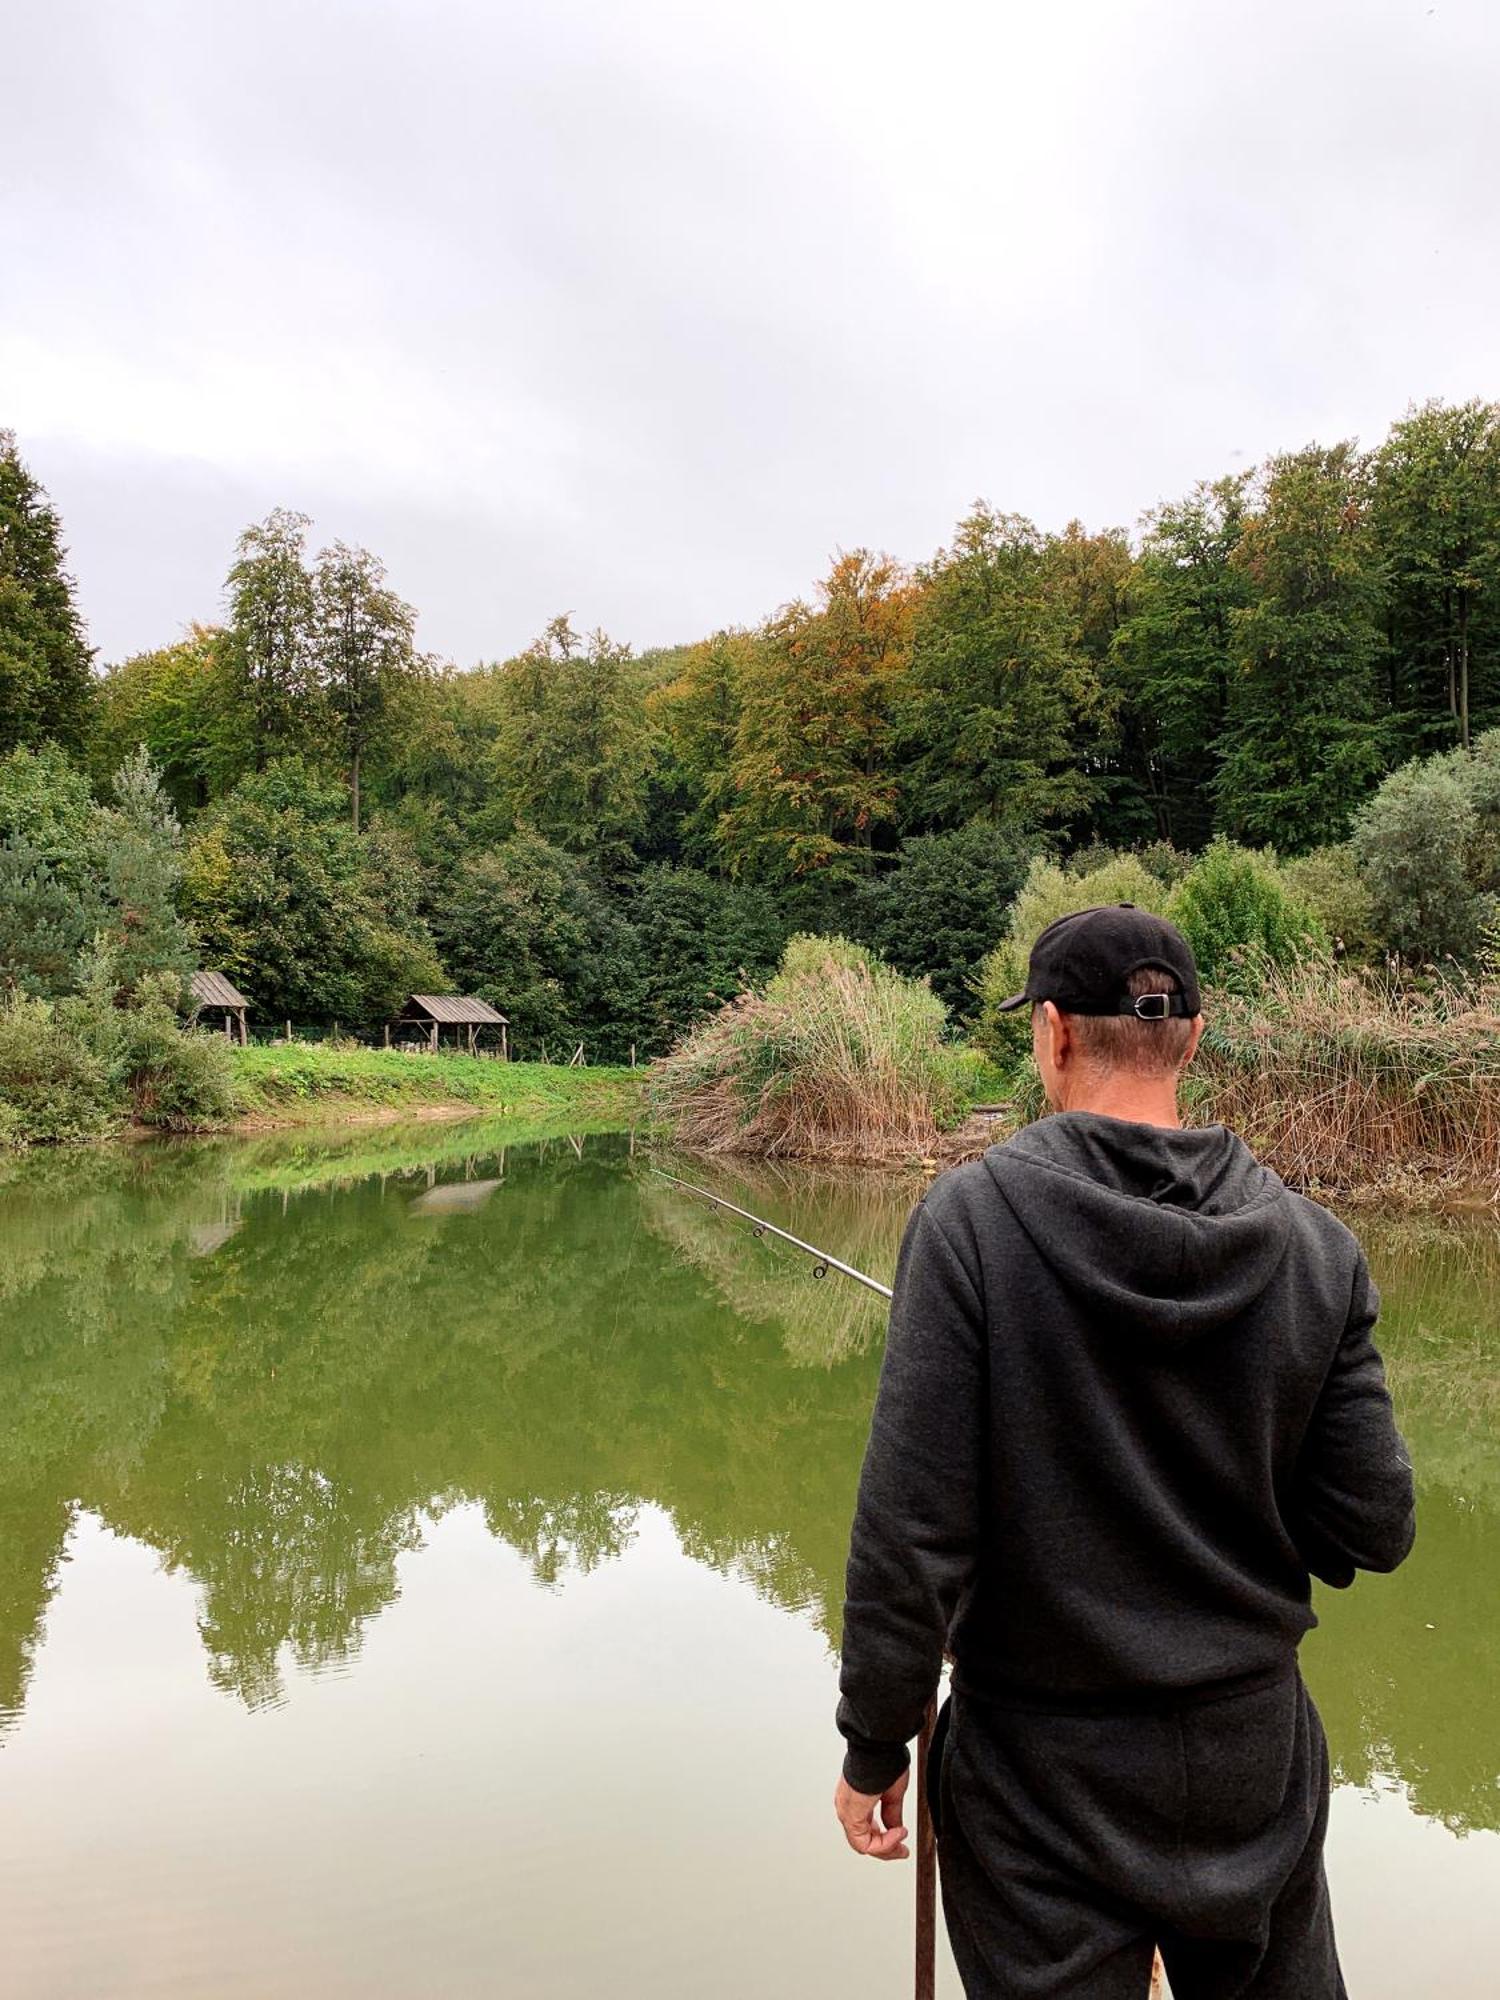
834;1768;910;1860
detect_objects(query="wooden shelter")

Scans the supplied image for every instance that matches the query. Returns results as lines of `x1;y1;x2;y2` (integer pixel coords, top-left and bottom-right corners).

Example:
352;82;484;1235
189;970;251;1045
392;994;509;1058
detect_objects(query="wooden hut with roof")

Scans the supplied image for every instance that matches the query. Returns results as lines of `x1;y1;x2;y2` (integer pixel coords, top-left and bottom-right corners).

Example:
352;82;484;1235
392;994;509;1058
189;970;251;1045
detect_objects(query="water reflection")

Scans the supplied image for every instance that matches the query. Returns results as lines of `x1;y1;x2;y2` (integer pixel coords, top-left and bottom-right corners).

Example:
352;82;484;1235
0;1129;1495;1853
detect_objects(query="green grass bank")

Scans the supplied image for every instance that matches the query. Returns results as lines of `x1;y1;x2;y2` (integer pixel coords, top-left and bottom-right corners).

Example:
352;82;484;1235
229;1044;644;1133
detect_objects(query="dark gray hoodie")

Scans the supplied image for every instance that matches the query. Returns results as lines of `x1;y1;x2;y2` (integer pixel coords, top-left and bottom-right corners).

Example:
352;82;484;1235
837;1112;1416;1794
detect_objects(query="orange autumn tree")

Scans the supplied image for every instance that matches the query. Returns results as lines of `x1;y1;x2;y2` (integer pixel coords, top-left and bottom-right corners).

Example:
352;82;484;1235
720;551;917;881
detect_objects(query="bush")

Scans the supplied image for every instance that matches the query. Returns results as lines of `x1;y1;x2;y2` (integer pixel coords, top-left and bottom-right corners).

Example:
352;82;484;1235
1195;958;1500;1190
648;934;967;1160
853;822;1038;1021
1351;753;1486;964
1167;840;1325;988
974;853;1170;1068
1280;844;1380;962
0;993;118;1145
116;976;237;1131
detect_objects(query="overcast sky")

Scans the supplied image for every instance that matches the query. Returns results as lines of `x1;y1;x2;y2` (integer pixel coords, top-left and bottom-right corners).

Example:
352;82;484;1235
4;0;1497;668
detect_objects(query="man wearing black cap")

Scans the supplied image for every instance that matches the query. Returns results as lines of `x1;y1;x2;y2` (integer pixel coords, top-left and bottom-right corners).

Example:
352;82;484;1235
833;905;1415;1997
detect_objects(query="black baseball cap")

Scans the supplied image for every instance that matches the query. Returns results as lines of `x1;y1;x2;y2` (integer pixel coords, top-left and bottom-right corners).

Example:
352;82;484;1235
995;904;1202;1019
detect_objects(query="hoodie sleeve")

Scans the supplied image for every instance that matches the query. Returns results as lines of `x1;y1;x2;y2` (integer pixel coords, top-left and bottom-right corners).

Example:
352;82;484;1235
1291;1253;1416;1588
836;1194;986;1794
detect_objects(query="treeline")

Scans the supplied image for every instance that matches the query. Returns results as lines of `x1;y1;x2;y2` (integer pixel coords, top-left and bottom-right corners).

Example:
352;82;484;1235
3;400;1499;1061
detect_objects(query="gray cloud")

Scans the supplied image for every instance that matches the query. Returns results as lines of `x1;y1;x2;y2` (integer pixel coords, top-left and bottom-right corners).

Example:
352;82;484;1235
4;0;1496;666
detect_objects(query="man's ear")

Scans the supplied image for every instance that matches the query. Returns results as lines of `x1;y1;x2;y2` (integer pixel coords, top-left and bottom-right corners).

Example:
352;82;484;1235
1182;1013;1205;1067
1040;1000;1069;1067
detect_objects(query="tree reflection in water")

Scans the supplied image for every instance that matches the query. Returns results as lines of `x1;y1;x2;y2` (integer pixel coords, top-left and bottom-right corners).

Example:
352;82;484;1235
0;1129;1494;1843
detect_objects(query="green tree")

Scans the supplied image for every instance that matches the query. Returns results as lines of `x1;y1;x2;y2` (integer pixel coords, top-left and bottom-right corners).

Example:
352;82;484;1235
1108;476;1253;847
1350;728;1500;964
722;551;914;879
647;631;752;868
93;749;198;1002
0;432;93;754
899;508;1096;835
311;544;420;832
1217;445;1388;850
488;618;652;874
1166;841;1324;988
0;840;93;998
183;760;443;1028
90;626;241;813
853;821;1038;1020
1370;399;1500;755
626;865;787;1053
428;831;644;1060
222;510;317;770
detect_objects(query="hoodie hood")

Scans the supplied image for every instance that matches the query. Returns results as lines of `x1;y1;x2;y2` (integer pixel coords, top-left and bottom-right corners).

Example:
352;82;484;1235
984;1111;1293;1346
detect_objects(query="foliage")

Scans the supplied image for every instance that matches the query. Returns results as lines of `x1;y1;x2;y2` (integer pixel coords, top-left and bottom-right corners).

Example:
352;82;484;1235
222;509;318;769
0;993;117;1145
183;759;443;1029
486;616;653;875
649;933;968;1161
90;626;240;813
1370;399;1500;756
1217;444;1388;850
1350;746;1491;964
0;965;233;1145
1279;845;1380;962
626;865;788;1055
852;821;1038;1020
1167;840;1325;988
973;852;1171;1068
0;839;95;999
1107;476;1252;848
311;542;421;831
93;747;198;1001
720;552;915;879
899;507;1097;834
428;831;644;1060
1195;958;1500;1193
0;432;93;755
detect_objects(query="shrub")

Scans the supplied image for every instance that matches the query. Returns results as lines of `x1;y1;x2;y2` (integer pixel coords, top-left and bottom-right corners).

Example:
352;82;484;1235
1196;957;1500;1190
1166;840;1325;988
116;976;237;1131
1351;754;1486;964
648;934;966;1160
1280;844;1380;962
853;822;1038;1021
0;993;118;1145
973;853;1170;1068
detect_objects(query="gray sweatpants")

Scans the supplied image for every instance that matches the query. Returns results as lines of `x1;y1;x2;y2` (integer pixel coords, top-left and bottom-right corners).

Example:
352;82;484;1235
934;1671;1345;2000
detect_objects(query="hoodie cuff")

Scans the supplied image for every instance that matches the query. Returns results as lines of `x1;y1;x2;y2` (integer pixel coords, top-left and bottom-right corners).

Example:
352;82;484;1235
841;1739;911;1797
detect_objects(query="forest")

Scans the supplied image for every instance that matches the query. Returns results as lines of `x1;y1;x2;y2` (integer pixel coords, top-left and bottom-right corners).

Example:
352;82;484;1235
2;398;1499;1089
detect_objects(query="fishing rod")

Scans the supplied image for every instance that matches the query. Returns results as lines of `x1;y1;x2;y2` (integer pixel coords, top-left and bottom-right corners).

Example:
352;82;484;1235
648;1168;893;1298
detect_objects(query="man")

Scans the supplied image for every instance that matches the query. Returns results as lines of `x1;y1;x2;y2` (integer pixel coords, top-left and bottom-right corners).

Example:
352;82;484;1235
833;905;1415;1998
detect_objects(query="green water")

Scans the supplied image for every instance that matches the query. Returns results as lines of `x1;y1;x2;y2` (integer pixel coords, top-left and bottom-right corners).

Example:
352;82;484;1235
0;1126;1494;1996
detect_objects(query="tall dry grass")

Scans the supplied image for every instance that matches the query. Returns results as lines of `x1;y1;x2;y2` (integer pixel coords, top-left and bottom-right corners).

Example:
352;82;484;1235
647;935;976;1162
1193;959;1500;1193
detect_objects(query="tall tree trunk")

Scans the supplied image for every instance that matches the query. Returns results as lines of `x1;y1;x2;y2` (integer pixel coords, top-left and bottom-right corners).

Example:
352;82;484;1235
1459;589;1471;752
351;746;361;835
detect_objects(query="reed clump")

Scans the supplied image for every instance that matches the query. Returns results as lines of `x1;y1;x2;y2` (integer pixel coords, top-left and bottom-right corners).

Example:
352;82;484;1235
648;935;977;1162
1191;958;1500;1194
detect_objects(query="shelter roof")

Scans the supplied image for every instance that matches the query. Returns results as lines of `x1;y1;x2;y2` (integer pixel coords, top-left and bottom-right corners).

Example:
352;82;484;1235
402;994;509;1026
190;970;250;1011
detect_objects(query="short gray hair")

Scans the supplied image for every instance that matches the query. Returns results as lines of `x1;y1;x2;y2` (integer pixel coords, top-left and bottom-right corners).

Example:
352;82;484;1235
1050;966;1197;1078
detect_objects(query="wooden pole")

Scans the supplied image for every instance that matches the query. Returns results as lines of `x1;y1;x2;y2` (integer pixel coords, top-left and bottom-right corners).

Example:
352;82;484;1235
915;1700;937;2000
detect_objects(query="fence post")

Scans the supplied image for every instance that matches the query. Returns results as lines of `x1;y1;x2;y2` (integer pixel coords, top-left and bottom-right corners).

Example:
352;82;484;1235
286;1020;292;1043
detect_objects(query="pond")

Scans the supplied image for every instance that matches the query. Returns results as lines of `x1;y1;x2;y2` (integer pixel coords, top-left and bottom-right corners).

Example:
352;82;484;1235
0;1124;1495;1997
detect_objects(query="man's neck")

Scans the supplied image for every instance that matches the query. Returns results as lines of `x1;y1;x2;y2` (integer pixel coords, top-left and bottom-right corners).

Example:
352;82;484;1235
1056;1082;1183;1129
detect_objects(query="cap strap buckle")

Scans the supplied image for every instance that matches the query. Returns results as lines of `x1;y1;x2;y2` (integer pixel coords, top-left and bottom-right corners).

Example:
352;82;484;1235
1131;992;1172;1021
